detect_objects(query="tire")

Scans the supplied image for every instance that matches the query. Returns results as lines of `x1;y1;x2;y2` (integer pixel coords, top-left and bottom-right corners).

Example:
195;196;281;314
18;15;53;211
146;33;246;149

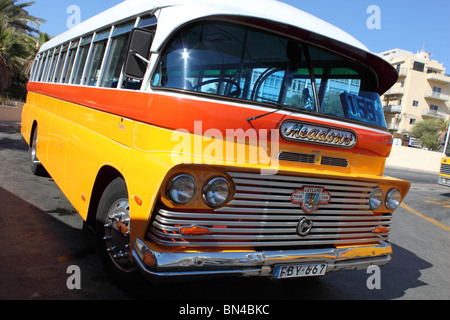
29;127;48;177
95;177;144;290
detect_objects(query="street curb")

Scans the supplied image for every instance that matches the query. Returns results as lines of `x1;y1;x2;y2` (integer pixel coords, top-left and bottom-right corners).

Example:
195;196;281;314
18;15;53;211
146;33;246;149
0;121;21;131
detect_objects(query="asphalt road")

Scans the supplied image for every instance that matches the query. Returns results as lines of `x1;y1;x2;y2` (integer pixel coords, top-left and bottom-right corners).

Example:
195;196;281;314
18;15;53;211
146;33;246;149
0;124;449;302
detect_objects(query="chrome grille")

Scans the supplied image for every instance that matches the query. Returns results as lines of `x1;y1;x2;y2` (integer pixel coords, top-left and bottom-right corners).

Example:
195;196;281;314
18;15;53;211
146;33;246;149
148;172;391;248
321;156;349;168
440;163;450;175
279;152;315;164
278;151;348;168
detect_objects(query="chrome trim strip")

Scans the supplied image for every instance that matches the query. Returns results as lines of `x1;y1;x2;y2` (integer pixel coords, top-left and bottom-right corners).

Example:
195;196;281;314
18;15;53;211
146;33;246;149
132;239;392;279
214;207;374;215
147;231;388;247
227;171;378;187
157;209;391;220
151;227;387;240
231;178;372;192
154;215;391;228
233;193;370;203
235;186;372;197
227;199;369;209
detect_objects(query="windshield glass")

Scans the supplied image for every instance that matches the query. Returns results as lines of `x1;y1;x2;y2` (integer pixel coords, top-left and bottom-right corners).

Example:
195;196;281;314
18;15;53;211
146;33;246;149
152;21;387;128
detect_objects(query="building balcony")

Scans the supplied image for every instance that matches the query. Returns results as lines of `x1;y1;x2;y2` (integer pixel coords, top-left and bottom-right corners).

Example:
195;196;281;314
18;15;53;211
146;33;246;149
384;87;405;96
427;73;450;84
383;105;402;113
397;68;408;77
424;91;449;101
386;123;399;131
421;108;447;119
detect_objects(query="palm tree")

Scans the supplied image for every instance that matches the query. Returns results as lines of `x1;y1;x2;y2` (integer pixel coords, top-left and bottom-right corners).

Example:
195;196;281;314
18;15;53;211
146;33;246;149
0;0;45;34
0;0;45;100
24;31;51;74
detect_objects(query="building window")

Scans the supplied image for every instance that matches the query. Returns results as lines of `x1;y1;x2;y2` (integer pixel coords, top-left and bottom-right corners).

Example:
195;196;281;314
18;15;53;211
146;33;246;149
413;61;425;72
432;86;442;94
430;104;439;111
409;118;416;125
413;100;419;107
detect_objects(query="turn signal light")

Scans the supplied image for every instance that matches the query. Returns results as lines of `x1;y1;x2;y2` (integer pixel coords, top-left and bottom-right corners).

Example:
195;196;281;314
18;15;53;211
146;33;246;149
180;225;211;235
134;195;143;206
373;226;390;234
143;252;156;267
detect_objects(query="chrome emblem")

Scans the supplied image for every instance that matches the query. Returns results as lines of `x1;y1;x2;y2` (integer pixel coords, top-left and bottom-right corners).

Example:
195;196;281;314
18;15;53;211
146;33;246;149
291;186;331;213
297;218;313;237
280;121;357;148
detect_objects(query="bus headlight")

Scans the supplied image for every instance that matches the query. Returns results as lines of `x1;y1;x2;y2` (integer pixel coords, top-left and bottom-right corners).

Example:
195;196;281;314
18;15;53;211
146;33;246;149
203;177;230;207
369;188;383;210
168;174;196;205
386;188;402;210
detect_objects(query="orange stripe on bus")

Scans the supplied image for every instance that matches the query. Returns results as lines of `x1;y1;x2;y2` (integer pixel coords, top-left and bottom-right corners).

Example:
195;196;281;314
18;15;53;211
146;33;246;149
27;82;392;157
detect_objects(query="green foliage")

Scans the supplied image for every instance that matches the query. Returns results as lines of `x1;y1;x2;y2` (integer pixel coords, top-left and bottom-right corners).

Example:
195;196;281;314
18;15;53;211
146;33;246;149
0;0;45;34
0;0;46;101
412;118;449;151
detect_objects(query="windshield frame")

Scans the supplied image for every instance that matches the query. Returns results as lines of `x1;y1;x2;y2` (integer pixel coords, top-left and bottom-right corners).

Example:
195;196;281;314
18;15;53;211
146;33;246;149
150;18;389;130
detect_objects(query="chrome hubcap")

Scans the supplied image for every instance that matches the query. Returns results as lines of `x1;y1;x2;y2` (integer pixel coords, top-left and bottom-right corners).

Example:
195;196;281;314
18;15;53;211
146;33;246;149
31;132;40;164
103;198;135;272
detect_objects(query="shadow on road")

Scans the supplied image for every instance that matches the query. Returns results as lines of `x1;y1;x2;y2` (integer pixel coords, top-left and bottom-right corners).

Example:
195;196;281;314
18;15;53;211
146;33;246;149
0;186;129;300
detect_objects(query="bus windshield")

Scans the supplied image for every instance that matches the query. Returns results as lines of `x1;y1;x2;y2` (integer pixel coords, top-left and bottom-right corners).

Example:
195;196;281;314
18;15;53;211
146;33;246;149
152;21;386;128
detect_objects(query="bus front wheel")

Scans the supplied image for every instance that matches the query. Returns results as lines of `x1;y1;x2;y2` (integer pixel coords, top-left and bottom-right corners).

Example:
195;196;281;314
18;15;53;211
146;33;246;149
95;177;144;289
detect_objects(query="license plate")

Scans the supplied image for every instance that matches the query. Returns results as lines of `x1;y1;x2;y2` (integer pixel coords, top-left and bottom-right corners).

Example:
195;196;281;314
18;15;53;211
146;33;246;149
273;263;327;279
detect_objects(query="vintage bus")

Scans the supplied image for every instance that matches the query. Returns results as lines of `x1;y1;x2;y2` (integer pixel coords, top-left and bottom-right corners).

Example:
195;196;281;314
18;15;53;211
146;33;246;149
22;0;410;285
438;126;450;187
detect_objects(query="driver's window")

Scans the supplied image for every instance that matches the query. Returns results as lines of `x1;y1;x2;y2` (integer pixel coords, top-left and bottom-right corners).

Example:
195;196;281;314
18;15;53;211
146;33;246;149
154;23;246;98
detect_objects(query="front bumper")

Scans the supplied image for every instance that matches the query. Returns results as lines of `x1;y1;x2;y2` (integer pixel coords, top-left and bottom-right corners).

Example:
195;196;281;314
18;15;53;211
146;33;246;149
132;239;391;280
438;176;450;187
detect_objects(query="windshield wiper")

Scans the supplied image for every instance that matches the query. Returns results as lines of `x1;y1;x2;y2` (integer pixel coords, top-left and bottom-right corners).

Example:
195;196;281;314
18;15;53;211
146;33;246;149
246;104;289;124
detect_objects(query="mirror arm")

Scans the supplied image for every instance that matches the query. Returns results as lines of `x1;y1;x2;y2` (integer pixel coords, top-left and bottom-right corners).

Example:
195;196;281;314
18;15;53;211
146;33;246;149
131;50;150;65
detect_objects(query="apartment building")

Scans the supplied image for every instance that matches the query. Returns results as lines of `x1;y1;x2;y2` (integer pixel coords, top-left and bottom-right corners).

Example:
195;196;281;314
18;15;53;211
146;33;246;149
379;49;450;137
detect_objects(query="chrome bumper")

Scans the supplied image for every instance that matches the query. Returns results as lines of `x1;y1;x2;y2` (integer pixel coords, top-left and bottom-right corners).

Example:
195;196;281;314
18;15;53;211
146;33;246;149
132;239;391;280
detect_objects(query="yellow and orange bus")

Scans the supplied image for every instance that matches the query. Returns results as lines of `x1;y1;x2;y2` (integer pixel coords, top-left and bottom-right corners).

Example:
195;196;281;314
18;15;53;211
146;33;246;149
438;126;450;187
22;0;410;285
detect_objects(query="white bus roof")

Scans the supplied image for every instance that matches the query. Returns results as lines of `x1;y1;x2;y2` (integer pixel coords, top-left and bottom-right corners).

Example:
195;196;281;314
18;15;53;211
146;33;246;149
40;0;368;53
39;0;398;93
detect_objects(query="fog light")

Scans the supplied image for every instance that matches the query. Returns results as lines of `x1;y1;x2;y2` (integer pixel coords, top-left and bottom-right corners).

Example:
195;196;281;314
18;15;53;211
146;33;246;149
203;177;230;207
168;174;195;204
369;188;383;210
386;188;401;210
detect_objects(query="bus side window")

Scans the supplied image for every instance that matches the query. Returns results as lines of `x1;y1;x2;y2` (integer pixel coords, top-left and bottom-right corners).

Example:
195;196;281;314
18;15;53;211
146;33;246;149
30;57;40;81
72;36;92;85
53;45;67;83
37;52;48;82
85;39;108;86
62;41;79;83
100;20;135;88
100;34;130;88
84;29;110;86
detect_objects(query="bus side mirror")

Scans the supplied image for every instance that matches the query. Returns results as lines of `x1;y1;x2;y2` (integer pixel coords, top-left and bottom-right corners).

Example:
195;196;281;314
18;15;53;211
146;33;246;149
123;28;154;80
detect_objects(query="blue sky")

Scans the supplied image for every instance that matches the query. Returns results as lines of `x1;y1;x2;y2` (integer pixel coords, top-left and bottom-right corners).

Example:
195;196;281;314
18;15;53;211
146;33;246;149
25;0;450;69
